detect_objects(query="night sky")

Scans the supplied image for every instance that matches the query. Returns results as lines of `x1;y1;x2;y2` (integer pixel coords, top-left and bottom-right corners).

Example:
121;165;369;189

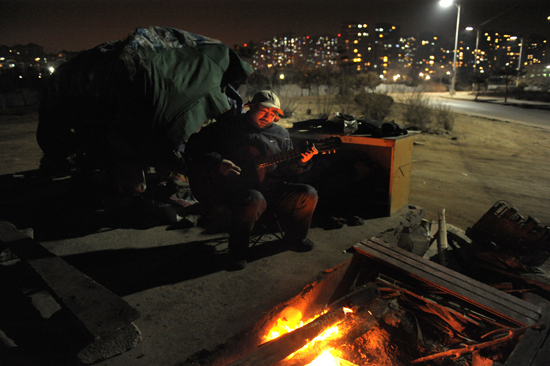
1;0;549;54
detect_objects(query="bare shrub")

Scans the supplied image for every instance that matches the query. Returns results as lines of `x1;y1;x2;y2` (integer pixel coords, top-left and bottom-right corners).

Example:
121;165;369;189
353;91;394;121
315;94;336;119
433;103;455;132
273;86;302;118
400;92;454;133
278;94;300;118
334;94;358;116
400;92;432;131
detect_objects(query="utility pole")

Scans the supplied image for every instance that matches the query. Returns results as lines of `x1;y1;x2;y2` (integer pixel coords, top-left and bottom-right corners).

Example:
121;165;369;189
516;37;524;87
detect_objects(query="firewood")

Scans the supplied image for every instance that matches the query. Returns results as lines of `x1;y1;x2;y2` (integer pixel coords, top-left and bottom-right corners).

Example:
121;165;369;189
274;299;388;366
328;283;380;309
229;284;382;366
411;324;544;364
377;281;481;328
226;307;349;366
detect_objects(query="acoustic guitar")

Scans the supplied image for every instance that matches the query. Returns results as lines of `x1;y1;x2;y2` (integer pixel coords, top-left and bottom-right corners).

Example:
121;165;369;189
188;137;342;207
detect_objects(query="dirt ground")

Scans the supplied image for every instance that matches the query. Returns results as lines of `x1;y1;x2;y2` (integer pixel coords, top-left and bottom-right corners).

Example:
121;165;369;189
1;93;550;365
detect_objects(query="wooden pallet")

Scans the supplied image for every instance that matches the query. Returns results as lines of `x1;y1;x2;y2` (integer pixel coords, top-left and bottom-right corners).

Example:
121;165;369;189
0;221;140;342
354;239;550;366
354;239;541;326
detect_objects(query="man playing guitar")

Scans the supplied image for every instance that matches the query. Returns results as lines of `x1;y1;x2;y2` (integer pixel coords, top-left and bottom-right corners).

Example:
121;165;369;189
186;90;319;270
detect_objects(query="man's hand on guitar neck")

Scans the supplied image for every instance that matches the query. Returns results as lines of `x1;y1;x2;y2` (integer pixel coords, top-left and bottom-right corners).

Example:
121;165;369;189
219;159;242;176
298;144;319;166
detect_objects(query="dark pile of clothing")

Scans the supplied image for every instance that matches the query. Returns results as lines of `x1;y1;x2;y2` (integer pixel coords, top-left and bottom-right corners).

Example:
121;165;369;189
291;112;408;138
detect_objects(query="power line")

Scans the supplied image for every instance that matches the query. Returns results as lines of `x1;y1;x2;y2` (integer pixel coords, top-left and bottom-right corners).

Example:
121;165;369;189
479;0;527;27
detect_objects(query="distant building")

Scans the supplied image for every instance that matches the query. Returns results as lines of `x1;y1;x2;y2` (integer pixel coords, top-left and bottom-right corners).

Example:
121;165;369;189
339;21;374;71
522;35;549;84
372;23;401;78
0;43;74;75
480;31;522;71
253;33;339;71
3;24;546;88
414;32;449;82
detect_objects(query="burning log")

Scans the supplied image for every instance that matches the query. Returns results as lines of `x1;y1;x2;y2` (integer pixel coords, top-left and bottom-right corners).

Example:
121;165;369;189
227;284;381;366
274;298;389;366
411;324;544;364
226;307;349;366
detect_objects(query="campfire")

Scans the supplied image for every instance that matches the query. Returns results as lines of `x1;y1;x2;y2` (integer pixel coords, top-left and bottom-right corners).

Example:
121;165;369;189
250;278;540;366
186;239;546;366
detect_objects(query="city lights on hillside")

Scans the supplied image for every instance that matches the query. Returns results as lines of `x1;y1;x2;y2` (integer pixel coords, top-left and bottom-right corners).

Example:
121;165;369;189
2;5;546;88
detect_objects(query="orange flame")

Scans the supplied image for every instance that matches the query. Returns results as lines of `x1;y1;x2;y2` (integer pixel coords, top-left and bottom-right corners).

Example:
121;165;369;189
263;307;359;366
306;348;360;366
263;308;327;341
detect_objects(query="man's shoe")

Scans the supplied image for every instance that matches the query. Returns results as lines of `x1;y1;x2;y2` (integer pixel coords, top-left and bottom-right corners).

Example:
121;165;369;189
291;238;315;252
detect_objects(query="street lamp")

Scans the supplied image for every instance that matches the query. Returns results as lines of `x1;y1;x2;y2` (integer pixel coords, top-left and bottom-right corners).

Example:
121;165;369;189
440;0;461;97
466;27;480;73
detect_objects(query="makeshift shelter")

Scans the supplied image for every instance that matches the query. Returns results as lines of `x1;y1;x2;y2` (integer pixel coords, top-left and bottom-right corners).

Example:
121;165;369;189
37;26;253;171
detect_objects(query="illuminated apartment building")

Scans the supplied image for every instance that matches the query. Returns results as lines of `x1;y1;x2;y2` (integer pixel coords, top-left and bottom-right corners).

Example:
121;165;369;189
253;33;339;71
523;34;549;83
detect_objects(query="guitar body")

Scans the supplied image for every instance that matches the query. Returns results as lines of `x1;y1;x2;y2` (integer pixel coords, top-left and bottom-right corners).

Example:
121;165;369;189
188;137;342;207
187;145;266;207
228;145;267;188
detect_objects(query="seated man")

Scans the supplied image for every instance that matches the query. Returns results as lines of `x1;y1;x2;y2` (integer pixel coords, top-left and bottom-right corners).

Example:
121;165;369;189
186;90;319;269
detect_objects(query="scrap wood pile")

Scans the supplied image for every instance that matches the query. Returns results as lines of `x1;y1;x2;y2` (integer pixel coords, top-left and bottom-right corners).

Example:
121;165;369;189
384;200;550;302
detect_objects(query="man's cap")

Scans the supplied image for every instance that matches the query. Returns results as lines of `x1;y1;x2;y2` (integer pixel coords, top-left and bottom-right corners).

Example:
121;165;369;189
246;90;284;116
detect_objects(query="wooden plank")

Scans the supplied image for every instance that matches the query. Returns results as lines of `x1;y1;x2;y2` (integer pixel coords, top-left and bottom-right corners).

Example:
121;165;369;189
0;221;140;341
354;240;541;326
359;238;541;315
505;293;550;366
389;136;413;214
356;239;540;322
531;334;550;366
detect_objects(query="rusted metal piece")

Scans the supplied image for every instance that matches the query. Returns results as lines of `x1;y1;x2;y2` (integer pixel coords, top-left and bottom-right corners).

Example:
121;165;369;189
411;324;545;364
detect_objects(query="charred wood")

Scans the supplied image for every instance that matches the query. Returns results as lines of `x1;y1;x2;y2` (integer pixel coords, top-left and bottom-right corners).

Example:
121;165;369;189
229;285;381;366
274;299;390;366
226;308;349;366
411;324;544;364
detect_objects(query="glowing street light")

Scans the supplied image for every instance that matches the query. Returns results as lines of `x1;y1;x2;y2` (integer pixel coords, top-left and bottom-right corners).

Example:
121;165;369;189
440;0;461;97
466;26;480;73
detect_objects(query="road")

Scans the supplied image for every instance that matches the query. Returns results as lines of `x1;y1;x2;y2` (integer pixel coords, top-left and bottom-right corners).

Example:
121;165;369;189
433;95;550;129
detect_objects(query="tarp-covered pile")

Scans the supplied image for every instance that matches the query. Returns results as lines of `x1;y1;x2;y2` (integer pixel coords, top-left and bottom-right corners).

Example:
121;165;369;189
37;26;253;171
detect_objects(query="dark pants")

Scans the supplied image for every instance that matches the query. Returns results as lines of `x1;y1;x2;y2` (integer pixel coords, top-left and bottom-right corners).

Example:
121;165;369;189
227;183;318;258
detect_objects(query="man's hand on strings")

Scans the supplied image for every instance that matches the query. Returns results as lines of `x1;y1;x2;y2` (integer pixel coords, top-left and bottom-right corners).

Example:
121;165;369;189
219;159;242;176
300;144;319;164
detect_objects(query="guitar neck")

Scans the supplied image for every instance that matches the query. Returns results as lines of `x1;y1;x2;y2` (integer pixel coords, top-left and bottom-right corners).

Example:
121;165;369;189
255;148;304;169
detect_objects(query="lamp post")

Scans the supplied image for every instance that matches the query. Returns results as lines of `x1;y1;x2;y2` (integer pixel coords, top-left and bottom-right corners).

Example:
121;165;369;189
516;37;524;86
440;0;461;97
466;27;480;73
